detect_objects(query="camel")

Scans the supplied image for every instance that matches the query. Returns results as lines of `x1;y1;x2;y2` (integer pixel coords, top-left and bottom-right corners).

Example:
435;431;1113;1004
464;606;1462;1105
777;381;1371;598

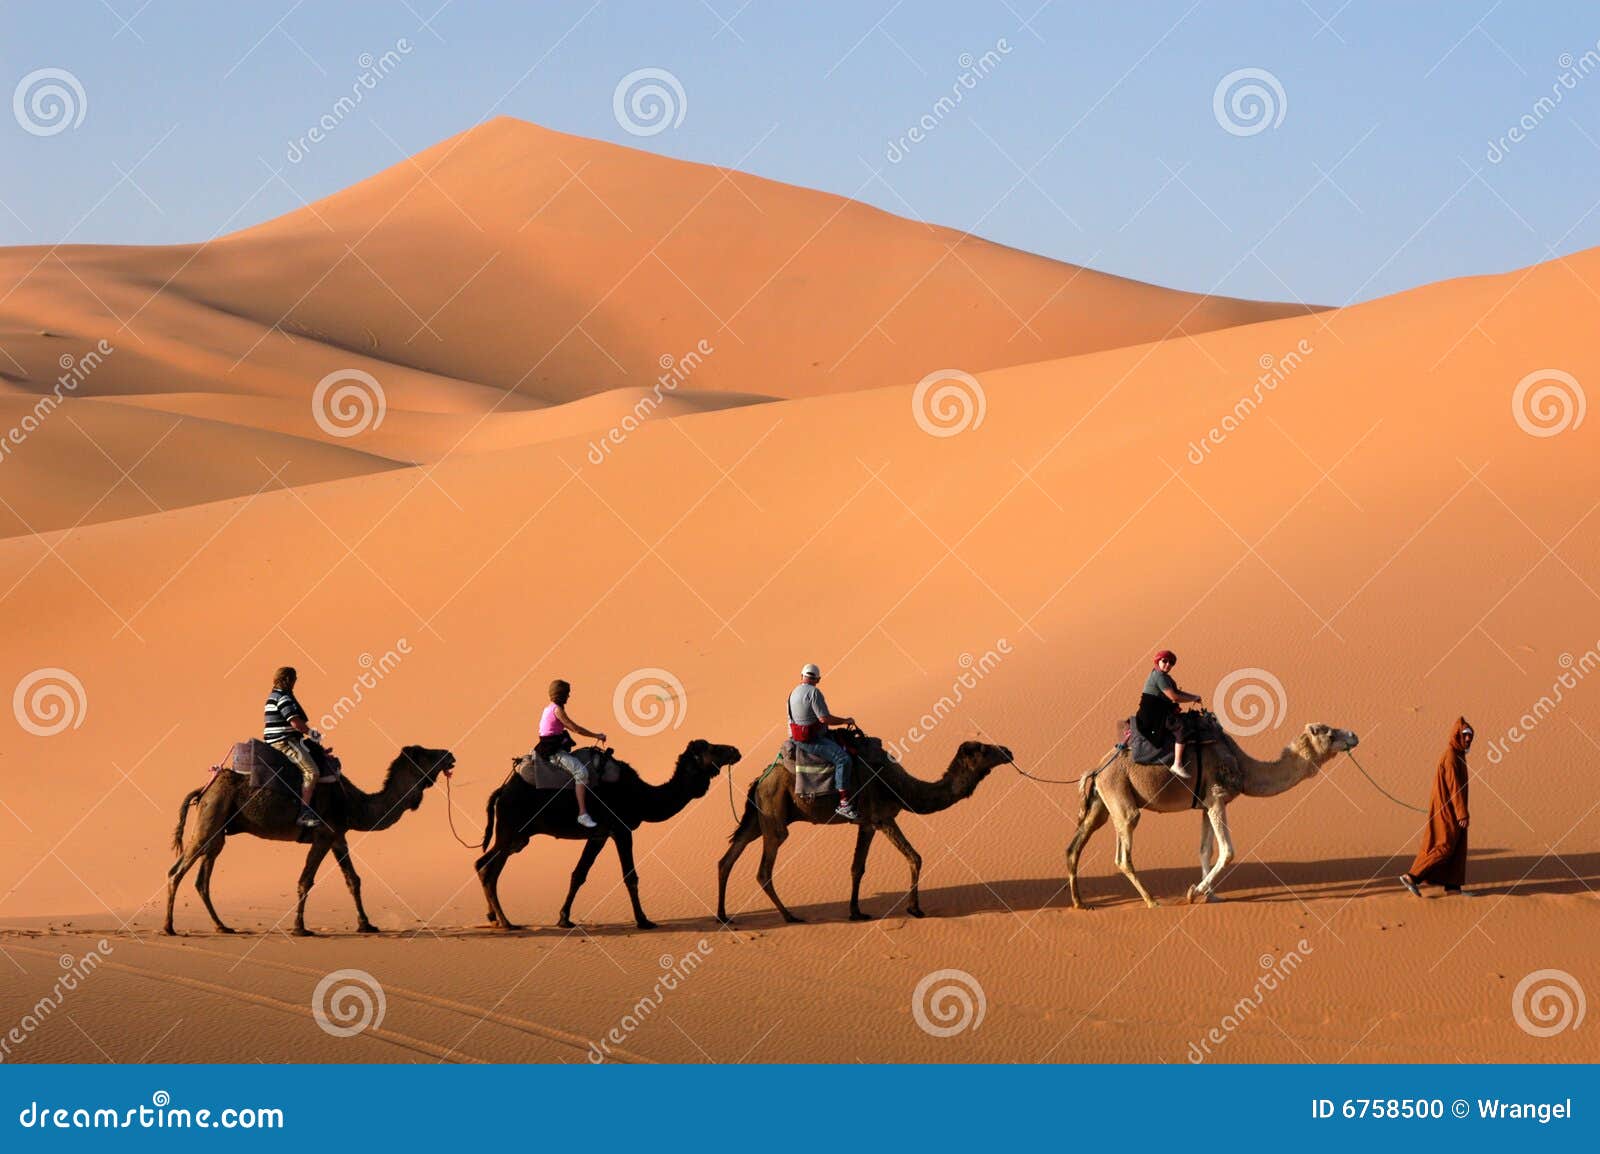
716;732;1014;923
1065;721;1359;909
165;744;456;936
476;739;742;931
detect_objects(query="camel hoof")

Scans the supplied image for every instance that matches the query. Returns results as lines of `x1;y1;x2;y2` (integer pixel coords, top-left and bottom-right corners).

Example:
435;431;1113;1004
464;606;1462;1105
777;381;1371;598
782;913;806;924
716;914;735;927
498;921;522;932
1145;899;1161;909
557;917;576;930
906;907;925;919
1186;885;1217;905
162;926;176;936
848;911;873;922
292;927;314;937
216;926;236;935
635;919;658;931
356;923;380;934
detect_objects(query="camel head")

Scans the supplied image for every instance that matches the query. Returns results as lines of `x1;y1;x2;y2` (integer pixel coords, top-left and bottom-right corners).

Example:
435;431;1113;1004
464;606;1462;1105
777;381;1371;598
954;739;1015;780
676;739;742;797
1291;724;1359;768
391;745;456;809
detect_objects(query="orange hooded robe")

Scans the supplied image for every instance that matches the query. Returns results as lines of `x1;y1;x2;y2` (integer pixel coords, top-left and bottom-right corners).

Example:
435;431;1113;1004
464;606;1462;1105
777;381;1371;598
1408;717;1471;887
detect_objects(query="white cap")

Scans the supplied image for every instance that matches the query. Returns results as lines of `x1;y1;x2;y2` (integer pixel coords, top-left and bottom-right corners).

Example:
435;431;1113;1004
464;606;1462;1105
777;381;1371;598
801;663;821;679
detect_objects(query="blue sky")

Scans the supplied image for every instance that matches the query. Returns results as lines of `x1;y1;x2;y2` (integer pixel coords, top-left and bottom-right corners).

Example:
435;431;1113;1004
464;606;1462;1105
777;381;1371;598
4;1;1599;303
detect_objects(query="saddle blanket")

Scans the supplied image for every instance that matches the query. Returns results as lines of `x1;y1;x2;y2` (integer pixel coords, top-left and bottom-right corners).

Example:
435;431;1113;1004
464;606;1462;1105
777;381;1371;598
1119;718;1224;768
512;747;622;791
226;739;340;791
778;739;848;799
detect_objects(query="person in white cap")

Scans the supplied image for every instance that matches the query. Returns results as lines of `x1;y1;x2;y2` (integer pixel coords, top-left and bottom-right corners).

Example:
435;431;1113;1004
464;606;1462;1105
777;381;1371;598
787;662;859;820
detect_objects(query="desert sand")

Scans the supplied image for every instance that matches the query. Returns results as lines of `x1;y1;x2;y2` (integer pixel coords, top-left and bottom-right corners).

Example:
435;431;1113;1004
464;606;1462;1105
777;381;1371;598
1;119;1595;1064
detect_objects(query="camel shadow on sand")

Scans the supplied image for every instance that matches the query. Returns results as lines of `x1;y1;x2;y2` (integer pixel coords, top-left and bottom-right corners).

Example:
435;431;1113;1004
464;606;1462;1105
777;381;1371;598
720;848;1600;924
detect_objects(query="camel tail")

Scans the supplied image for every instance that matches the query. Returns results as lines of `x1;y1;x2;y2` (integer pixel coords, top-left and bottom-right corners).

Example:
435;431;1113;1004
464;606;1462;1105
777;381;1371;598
1076;754;1113;821
481;784;504;851
171;787;205;854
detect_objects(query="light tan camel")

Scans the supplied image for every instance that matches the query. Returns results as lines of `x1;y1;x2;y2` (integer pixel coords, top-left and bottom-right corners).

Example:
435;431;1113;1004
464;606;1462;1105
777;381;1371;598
1065;722;1359;908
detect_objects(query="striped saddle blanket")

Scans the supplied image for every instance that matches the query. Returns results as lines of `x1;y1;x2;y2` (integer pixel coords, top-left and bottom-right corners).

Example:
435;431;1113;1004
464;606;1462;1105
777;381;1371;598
778;740;849;799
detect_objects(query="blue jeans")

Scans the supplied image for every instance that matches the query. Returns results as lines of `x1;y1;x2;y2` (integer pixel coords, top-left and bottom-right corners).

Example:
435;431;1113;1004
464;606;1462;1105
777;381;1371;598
796;738;850;793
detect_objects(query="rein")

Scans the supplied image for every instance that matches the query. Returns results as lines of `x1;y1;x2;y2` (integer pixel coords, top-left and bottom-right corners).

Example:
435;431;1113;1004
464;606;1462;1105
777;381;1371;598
443;771;482;849
1344;751;1427;813
1008;746;1122;786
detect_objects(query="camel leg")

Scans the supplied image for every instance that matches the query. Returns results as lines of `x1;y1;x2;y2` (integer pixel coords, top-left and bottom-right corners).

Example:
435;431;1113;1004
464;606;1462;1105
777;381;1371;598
716;807;763;924
194;844;235;934
1110;809;1159;909
848;824;877;921
611;829;657;930
292;839;333;936
1198;814;1216;877
1065;794;1110;910
557;837;607;929
878;818;925;918
475;839;524;931
332;838;378;933
754;821;803;923
164;844;206;935
1188;803;1234;903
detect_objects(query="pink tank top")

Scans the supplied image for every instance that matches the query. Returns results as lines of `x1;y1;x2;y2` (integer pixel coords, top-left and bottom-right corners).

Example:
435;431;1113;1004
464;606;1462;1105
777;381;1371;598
539;703;565;737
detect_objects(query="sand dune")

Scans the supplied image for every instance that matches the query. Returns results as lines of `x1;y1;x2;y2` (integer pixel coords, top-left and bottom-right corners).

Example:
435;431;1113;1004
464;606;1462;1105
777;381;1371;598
1;120;1596;1065
1;233;1596;1062
0;116;1306;528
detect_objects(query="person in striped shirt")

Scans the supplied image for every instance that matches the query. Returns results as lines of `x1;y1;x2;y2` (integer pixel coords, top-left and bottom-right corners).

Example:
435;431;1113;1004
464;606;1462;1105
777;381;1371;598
265;666;323;828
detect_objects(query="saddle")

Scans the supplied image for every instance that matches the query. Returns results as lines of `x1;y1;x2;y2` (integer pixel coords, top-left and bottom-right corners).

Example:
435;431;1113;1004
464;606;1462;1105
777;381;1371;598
223;739;340;796
777;738;852;799
510;746;624;791
1118;713;1225;768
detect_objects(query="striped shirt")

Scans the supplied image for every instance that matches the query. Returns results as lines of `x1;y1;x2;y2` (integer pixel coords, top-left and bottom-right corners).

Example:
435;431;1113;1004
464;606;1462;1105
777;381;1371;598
264;689;307;743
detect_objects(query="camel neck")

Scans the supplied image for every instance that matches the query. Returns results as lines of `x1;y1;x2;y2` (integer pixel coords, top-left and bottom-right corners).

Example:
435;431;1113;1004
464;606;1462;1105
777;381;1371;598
345;767;423;831
1237;746;1319;798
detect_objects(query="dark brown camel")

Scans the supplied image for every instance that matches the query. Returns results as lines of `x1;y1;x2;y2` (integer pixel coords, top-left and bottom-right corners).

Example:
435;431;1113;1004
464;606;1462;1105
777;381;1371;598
476;739;741;931
716;732;1014;923
164;744;455;936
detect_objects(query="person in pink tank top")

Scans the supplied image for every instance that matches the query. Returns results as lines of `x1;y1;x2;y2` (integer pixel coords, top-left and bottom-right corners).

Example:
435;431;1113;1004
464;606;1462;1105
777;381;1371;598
535;679;608;828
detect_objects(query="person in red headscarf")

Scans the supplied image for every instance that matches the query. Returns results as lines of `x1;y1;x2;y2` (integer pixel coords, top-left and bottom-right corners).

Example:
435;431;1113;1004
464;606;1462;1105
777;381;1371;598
1136;649;1204;778
1399;717;1474;897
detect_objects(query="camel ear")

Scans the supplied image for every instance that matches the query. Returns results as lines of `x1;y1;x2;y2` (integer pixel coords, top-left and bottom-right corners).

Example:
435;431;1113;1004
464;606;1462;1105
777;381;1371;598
688;738;708;755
